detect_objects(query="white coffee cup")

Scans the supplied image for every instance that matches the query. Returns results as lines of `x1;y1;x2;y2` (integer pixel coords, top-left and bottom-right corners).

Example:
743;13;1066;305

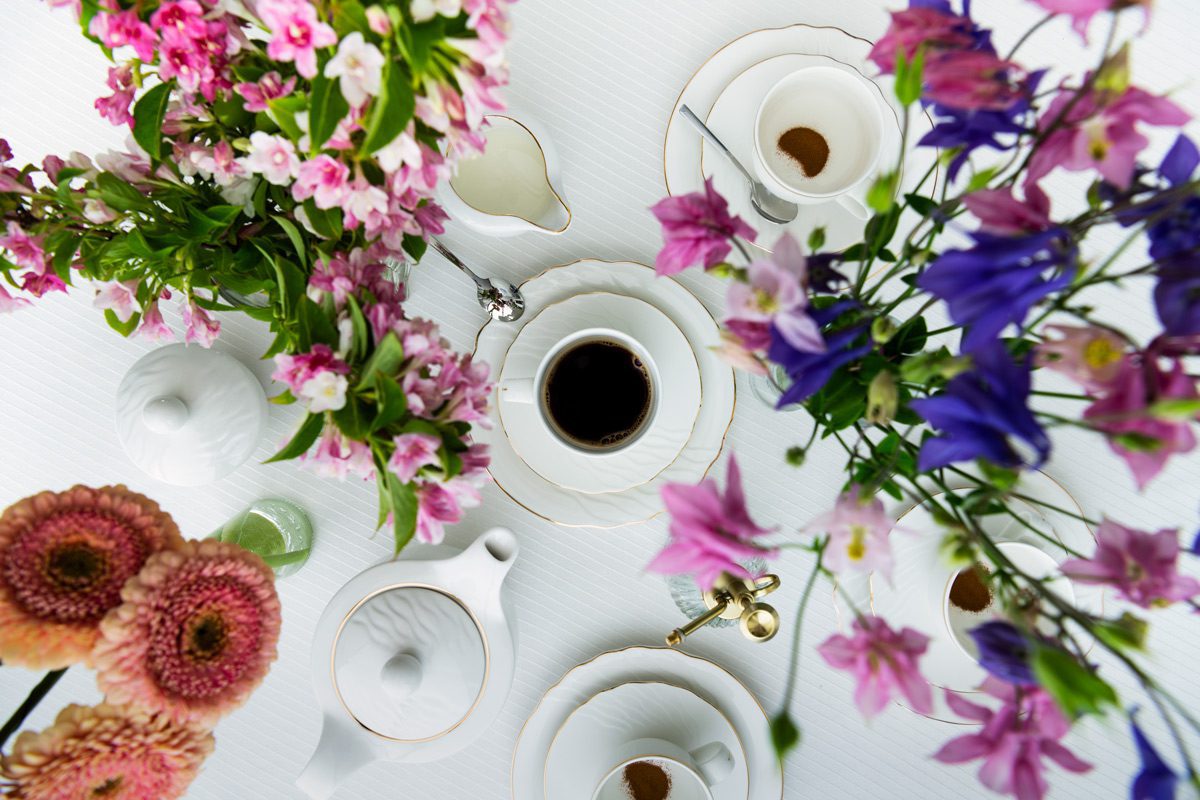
753;66;885;220
591;738;734;800
499;328;659;454
943;540;1077;661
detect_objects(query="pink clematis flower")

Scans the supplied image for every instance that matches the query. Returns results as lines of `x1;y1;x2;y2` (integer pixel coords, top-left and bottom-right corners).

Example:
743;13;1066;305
725;233;824;353
182;300;220;348
1028;0;1151;42
136;302;174;343
293;155;350;209
95;64;137;127
1061;518;1200;608
650;177;757;277
1084;357;1198;489
0;223;47;273
89;9;157;62
934;678;1092;800
868;5;975;73
387;433;442;483
1027;84;1190;190
646;454;778;590
964;184;1053;236
818;615;933;718
234;71;296;113
922;50;1026;111
807;486;897;584
1035;324;1126;391
93;280;140;322
241;132;300;186
257;0;337;79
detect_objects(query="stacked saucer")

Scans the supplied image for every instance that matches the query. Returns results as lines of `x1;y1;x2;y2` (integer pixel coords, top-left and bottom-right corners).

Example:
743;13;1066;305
513;646;782;799
474;260;735;527
662;24;941;252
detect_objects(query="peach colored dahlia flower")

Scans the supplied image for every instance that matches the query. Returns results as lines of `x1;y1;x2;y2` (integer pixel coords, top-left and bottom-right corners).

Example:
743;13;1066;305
0;485;183;669
0;703;213;800
93;539;281;726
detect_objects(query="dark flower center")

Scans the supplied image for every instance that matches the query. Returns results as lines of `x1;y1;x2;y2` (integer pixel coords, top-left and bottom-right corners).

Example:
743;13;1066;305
91;776;123;797
184;612;229;662
45;542;107;591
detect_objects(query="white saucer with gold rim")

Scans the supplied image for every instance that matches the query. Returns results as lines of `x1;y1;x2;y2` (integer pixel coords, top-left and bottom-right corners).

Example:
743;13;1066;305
497;292;701;494
544;682;746;800
474;260;734;527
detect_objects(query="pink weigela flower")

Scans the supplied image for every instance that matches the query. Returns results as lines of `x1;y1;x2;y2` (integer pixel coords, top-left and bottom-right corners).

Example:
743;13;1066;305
256;0;338;79
89;9;158;62
241;132;301;186
387;433;442;483
234;71;297;113
293;155;350;209
95;64;137;127
182;300;220;348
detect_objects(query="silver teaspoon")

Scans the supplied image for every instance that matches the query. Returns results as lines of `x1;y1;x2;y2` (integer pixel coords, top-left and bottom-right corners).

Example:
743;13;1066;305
429;238;526;322
678;104;799;225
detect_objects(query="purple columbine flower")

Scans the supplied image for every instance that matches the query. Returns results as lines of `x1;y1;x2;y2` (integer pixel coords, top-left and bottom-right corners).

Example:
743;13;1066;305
918;227;1077;352
910;342;1050;471
968;621;1037;686
1130;709;1177;800
767;302;870;407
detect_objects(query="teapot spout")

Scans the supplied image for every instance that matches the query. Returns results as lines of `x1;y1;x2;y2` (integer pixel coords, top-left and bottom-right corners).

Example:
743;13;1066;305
457;528;519;595
295;716;375;800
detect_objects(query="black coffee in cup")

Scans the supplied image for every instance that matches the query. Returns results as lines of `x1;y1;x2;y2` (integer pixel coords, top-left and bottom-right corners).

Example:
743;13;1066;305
542;338;653;451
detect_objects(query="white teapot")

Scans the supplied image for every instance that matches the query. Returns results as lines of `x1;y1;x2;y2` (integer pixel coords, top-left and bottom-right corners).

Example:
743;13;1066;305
295;528;519;799
439;114;572;236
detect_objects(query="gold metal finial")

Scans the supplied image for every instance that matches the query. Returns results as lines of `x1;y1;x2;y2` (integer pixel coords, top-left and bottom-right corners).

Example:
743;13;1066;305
666;572;781;647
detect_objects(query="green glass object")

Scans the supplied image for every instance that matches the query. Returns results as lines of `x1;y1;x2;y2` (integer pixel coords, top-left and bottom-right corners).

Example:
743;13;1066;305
212;498;313;577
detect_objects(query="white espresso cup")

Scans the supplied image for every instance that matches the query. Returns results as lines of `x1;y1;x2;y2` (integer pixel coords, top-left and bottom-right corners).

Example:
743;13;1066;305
499;327;659;454
591;738;734;800
753;65;885;220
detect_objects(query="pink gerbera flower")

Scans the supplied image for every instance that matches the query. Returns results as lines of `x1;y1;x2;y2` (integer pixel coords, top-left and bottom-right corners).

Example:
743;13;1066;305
0;485;182;669
0;703;213;800
93;540;282;726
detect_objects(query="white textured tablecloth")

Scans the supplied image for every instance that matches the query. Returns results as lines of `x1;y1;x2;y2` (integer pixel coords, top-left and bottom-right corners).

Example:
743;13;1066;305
2;2;1200;798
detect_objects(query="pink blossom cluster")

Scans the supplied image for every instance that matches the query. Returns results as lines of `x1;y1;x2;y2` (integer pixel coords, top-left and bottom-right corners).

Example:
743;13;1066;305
1037;328;1199;489
412;443;490;544
0;220;61;310
272;344;352;413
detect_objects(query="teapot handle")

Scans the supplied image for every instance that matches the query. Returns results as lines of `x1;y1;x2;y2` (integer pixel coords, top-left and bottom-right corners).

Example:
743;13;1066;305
295;716;375;800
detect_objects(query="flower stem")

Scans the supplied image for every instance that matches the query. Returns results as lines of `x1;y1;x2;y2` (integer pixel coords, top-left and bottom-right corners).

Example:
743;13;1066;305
779;539;826;710
1005;13;1055;60
0;668;67;751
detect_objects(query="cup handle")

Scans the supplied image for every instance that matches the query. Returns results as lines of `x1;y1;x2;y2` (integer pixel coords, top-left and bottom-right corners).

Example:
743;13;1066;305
500;377;535;404
836;192;870;221
689;741;734;787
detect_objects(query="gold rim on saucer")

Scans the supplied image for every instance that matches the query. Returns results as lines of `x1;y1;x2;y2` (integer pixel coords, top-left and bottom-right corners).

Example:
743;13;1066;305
450;113;573;234
541;680;749;800
495;291;703;495
474;260;736;528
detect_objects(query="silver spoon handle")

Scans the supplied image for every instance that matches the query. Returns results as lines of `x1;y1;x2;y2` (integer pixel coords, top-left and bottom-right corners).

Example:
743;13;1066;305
430;238;491;292
678;104;755;185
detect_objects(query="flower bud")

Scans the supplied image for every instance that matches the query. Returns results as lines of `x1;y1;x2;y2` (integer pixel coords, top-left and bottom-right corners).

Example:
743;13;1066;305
785;446;806;467
871;316;897;345
866;371;898;426
366;6;392;35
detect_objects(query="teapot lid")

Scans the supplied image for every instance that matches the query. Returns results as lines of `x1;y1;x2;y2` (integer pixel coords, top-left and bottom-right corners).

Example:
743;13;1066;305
331;584;488;741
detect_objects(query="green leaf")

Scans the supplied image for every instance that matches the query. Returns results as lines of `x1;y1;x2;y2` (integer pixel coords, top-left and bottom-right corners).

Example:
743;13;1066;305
1031;646;1119;719
93;173;147;212
806;227;826;253
301;199;343;240
769;711;801;762
308;68;350;155
346;294;370;361
966;166;1001;193
271;255;307;319
132;81;172;161
332;0;369;37
904;193;938;216
266;413;324;462
333;396;371;438
299;297;339;349
402;233;427;263
1094;612;1149;652
51;235;80;281
404;18;445;76
360;59;415;156
867;171;898;214
894;47;925;107
356;331;405;390
271;215;308;267
103;308;140;337
387;474;419;554
1148;397;1200;421
186;205;242;238
978;460;1019;491
372;373;409;432
267;95;307;143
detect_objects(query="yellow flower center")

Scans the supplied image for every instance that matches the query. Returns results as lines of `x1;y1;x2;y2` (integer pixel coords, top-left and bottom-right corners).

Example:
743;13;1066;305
184;612;229;662
847;524;868;561
1083;117;1111;161
753;287;779;314
1083;337;1121;369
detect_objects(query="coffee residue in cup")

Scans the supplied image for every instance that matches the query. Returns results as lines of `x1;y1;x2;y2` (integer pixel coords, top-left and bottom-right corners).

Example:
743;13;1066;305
622;760;671;800
950;564;993;613
777;126;829;178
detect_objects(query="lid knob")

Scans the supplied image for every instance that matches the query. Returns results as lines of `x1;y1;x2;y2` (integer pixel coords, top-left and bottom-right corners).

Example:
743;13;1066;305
380;652;423;702
142;395;190;433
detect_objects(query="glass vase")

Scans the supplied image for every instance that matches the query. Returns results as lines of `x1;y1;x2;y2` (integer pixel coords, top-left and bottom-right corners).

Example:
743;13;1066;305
211;498;313;577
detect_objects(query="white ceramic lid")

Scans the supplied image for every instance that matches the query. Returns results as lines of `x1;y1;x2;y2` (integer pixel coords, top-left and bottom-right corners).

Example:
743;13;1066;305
115;344;268;486
331;585;488;741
